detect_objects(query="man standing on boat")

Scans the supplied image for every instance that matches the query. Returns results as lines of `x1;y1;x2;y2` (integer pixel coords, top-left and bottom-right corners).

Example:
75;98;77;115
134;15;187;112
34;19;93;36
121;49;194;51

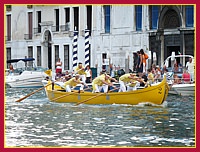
75;62;86;84
63;74;86;92
186;57;195;82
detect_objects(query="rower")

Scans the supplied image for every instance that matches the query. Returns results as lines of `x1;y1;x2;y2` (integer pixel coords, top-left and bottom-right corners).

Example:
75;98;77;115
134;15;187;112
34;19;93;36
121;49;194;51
75;62;86;84
63;74;87;92
147;69;154;85
92;74;117;93
105;74;118;92
127;79;140;91
118;73;138;92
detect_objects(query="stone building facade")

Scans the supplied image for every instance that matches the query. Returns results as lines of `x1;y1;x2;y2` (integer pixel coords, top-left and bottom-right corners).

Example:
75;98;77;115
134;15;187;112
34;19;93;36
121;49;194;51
5;5;195;74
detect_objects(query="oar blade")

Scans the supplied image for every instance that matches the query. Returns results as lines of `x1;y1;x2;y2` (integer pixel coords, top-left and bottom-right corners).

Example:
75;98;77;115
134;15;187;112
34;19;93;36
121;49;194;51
15;82;52;102
16;96;27;102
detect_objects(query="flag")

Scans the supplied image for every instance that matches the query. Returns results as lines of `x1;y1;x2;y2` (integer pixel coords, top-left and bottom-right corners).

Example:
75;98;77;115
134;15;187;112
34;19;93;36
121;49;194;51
73;30;78;70
85;29;90;67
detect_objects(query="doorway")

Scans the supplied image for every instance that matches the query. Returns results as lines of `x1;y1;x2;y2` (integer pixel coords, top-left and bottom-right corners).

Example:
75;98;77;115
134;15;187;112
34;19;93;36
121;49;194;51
43;30;52;69
48;45;52;69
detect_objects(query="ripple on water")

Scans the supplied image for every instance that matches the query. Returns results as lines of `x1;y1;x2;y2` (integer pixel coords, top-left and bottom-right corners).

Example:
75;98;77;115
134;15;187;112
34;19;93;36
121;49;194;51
5;88;195;147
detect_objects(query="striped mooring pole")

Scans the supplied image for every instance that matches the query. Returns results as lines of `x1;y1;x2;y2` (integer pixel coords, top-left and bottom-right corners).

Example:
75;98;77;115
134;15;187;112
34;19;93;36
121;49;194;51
73;30;78;70
85;29;90;67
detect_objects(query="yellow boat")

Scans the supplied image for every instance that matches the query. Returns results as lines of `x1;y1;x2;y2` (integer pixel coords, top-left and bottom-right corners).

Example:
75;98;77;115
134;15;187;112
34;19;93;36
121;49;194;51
44;76;169;105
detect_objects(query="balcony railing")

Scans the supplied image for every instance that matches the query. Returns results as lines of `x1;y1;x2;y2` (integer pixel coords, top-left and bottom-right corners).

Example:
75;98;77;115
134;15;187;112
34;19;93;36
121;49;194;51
5;36;11;42
34;27;41;34
24;34;33;40
52;25;59;32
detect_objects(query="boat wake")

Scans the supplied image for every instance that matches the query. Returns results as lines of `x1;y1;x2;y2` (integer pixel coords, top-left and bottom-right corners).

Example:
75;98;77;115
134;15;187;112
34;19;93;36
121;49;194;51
135;100;168;108
68;100;169;108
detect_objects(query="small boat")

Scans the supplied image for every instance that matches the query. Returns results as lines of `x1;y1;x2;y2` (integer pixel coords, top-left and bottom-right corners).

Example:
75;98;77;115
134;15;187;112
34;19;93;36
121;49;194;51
43;76;169;105
6;58;49;88
169;83;195;96
163;54;195;96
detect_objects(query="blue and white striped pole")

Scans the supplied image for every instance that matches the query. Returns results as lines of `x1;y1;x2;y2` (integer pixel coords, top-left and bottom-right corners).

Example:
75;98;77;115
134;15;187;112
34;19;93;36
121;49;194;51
73;30;78;70
85;29;90;67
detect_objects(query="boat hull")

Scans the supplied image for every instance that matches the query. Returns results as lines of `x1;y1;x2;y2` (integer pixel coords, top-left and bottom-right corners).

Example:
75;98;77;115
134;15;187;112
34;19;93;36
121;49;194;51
169;83;195;96
6;80;44;88
44;77;169;105
6;71;47;88
163;54;195;96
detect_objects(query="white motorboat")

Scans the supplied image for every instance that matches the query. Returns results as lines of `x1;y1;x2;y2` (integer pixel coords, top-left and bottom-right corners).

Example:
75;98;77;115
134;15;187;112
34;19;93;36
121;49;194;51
5;58;49;88
169;83;195;96
163;54;195;96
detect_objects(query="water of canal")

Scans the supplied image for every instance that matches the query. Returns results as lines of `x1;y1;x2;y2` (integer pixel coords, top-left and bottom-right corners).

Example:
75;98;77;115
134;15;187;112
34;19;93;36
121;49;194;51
5;88;195;147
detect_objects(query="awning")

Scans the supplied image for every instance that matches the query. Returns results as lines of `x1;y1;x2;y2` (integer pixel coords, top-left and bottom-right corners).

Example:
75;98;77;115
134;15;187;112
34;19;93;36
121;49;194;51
7;58;35;63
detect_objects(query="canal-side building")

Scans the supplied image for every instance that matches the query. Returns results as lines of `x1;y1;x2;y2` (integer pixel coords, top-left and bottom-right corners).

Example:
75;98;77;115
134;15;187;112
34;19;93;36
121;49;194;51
5;5;195;74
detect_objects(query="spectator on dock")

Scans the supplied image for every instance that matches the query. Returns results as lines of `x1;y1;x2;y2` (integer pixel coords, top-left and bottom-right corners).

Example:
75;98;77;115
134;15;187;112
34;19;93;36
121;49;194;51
8;64;14;76
136;51;143;74
154;66;162;82
173;63;179;73
56;58;62;74
186;57;195;81
161;65;167;75
102;59;106;72
173;74;181;84
85;65;92;83
163;69;173;83
140;49;148;73
182;69;191;84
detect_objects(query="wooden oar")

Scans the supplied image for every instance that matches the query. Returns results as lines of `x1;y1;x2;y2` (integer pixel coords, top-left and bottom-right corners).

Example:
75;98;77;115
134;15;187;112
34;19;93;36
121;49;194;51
16;81;53;102
51;87;91;102
75;87;119;106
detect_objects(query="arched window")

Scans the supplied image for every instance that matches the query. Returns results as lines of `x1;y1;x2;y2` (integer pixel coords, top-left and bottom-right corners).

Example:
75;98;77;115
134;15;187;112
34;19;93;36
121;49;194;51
163;9;180;29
